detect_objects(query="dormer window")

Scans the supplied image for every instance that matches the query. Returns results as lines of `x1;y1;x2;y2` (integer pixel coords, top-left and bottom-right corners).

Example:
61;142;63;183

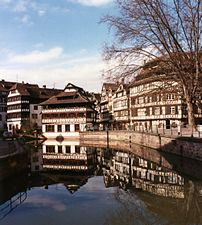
11;90;16;94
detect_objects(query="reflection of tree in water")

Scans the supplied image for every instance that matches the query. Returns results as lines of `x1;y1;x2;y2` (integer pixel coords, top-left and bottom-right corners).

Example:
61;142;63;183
104;181;202;225
104;189;167;225
182;181;202;225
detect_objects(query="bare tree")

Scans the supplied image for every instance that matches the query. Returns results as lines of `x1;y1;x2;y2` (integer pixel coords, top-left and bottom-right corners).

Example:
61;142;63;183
102;0;202;128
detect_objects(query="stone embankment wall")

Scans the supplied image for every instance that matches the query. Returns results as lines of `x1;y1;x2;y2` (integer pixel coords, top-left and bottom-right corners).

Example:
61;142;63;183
0;140;28;181
80;131;202;161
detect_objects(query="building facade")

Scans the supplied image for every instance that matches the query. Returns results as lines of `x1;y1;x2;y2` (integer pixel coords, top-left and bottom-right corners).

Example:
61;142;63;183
7;83;60;133
99;60;202;132
128;59;202;131
0;80;19;133
41;83;97;139
0;84;8;133
112;83;130;130
100;83;118;130
129;77;185;131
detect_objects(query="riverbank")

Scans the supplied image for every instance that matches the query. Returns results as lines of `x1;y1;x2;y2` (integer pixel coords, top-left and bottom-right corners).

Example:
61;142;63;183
80;131;202;161
0;139;28;181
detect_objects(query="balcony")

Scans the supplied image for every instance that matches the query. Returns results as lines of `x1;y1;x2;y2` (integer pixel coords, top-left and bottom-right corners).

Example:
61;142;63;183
42;118;86;124
42;107;87;113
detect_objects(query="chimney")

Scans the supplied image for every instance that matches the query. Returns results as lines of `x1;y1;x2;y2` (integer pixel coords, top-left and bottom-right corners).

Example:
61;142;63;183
43;85;46;89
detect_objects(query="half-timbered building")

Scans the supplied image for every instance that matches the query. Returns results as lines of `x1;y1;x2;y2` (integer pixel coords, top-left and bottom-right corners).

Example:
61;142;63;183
112;82;130;130
41;83;97;138
100;83;118;130
7;83;60;133
128;59;202;131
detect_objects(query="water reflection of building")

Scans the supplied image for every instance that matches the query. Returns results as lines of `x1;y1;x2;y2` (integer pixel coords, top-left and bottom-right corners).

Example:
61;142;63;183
101;149;185;198
29;140;99;194
42;140;97;173
30;142;43;172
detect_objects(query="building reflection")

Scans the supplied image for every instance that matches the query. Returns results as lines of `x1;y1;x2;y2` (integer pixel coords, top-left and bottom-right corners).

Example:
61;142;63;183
1;143;202;224
41;140;97;173
98;148;202;225
29;140;98;194
99;148;185;198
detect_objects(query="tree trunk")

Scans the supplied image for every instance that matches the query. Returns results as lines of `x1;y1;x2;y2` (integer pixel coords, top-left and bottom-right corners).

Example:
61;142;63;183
185;92;196;132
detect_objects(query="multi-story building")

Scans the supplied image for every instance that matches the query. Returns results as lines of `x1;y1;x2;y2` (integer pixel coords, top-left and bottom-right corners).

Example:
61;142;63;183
98;57;202;132
0;80;18;133
89;92;101;130
112;82;130;130
100;83;118;130
129;59;202;131
7;83;60;133
0;84;9;133
129;77;183;131
41;83;97;139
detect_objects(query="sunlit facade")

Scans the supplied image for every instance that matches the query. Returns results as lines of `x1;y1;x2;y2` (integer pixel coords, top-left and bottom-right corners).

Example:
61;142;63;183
41;83;97;138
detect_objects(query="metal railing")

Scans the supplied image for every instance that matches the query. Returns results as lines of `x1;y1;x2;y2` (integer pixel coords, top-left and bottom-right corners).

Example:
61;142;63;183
0;192;27;221
133;126;202;138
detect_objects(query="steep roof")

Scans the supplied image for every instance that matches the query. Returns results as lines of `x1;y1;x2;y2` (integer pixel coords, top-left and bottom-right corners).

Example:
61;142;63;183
0;80;17;90
10;83;33;96
91;93;101;102
0;83;9;92
102;83;119;92
41;83;93;106
9;82;62;102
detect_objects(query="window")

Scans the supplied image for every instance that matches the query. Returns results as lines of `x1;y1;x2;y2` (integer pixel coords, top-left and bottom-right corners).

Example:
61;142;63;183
69;113;75;118
75;124;80;132
0;115;2;121
34;105;38;110
9;124;12;131
58;146;62;153
32;114;38;119
46;145;55;153
78;113;85;117
170;106;176;114
65;124;70;132
58;125;62;132
167;94;175;100
137;108;146;116
46;125;54;132
154;107;160;115
66;146;71;153
75;146;80;154
139;97;144;104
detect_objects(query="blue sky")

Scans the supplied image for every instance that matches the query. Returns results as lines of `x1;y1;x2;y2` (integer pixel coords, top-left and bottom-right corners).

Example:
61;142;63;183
0;0;115;92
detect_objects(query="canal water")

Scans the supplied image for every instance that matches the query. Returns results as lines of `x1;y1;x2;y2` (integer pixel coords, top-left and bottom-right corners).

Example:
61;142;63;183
0;140;202;225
